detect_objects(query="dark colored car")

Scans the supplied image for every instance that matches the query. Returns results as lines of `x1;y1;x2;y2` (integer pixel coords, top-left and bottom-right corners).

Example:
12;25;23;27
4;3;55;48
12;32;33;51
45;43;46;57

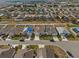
66;51;74;58
50;39;55;42
19;38;25;42
20;39;24;42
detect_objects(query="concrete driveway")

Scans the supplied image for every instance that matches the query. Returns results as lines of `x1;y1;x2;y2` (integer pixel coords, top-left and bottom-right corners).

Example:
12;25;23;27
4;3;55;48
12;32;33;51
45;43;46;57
34;35;40;40
53;36;59;41
61;36;68;41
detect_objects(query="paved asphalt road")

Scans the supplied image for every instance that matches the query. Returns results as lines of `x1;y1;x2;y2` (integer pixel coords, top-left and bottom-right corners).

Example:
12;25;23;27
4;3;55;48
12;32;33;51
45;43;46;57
0;40;79;57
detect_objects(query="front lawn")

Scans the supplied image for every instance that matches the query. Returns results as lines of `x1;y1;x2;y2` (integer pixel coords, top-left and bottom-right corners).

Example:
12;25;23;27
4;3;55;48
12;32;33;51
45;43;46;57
16;25;25;28
40;34;53;40
57;35;62;41
27;45;38;50
0;45;10;49
68;24;79;27
12;35;22;40
67;34;79;41
31;33;35;40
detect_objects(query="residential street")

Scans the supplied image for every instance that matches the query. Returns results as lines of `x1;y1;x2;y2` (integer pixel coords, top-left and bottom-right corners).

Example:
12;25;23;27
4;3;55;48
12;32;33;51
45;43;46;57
0;40;79;57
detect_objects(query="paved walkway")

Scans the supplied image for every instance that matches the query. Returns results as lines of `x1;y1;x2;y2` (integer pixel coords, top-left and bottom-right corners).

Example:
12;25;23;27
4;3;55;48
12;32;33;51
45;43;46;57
22;44;29;49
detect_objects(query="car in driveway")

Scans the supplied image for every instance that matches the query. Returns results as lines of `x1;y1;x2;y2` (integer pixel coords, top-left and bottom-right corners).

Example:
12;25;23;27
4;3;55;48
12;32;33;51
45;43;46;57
19;37;25;42
50;39;55;42
20;39;24;42
66;51;74;58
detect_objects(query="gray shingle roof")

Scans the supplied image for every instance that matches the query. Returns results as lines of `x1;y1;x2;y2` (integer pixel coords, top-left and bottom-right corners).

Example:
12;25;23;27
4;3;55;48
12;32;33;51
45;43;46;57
0;48;16;58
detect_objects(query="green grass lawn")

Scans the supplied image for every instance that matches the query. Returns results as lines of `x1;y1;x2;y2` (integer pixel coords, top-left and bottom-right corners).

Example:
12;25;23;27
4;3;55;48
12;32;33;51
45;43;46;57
67;34;79;41
68;24;79;27
40;34;53;40
16;25;25;28
12;35;22;40
27;45;38;50
57;35;62;41
0;45;10;49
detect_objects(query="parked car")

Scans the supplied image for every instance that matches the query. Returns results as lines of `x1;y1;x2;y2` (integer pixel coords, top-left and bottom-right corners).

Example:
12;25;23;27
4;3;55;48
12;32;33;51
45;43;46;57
50;39;55;42
19;37;25;42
